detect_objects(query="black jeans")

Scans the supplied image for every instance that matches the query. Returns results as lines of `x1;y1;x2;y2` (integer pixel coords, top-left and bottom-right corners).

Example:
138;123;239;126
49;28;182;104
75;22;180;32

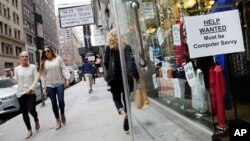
111;89;127;114
18;94;38;130
47;84;65;119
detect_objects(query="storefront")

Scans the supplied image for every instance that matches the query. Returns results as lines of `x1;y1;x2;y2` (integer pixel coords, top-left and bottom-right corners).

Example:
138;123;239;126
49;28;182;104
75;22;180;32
107;0;250;140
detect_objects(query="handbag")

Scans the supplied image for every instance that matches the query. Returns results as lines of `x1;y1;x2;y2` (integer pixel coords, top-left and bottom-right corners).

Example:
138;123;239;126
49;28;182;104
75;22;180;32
134;85;150;109
105;50;115;83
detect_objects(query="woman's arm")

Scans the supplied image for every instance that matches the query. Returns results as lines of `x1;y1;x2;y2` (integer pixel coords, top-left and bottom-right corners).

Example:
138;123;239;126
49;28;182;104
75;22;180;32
58;56;70;87
104;46;110;69
28;65;39;94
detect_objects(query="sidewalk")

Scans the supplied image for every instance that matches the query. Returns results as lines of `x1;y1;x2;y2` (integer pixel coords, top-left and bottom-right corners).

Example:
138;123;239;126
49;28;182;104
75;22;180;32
0;78;200;141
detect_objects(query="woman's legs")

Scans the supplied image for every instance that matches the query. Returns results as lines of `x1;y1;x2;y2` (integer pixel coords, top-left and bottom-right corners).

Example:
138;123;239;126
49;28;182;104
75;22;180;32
47;87;60;119
18;95;32;131
47;87;61;129
18;94;38;138
55;84;66;124
26;94;40;130
111;89;126;115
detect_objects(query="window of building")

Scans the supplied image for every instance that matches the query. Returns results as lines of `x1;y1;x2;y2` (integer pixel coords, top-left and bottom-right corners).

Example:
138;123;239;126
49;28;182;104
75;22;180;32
16;15;19;24
15;0;18;8
14;29;17;38
15;46;22;56
0;3;2;15
4;24;8;34
3;6;6;17
6;44;9;55
8;27;11;36
7;8;10;19
13;12;16;22
0;22;3;33
26;34;33;44
29;52;34;63
5;62;13;70
9;45;13;55
12;0;14;6
2;42;5;54
17;30;20;40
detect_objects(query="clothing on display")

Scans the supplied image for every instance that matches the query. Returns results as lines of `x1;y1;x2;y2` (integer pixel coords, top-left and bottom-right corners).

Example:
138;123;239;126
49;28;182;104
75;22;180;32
210;0;236;110
174;20;190;67
209;65;227;128
191;69;208;114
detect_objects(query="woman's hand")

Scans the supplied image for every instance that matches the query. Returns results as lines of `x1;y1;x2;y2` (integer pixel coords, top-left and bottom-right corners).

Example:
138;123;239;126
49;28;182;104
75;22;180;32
26;89;34;95
42;88;47;96
65;80;70;88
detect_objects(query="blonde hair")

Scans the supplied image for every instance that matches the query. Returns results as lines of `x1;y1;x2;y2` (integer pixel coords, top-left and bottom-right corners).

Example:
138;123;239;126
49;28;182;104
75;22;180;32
107;28;119;50
19;51;29;58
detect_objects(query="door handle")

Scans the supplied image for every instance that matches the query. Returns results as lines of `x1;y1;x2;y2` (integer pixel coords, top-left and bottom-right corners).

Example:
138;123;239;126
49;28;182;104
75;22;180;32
131;1;147;67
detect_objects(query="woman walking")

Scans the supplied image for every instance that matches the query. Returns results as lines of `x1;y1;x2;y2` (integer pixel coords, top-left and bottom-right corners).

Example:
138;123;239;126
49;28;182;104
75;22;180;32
14;51;40;139
104;29;139;131
40;46;70;130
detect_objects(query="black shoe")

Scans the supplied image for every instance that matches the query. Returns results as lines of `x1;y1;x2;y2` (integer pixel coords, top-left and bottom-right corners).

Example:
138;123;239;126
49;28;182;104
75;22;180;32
123;116;129;131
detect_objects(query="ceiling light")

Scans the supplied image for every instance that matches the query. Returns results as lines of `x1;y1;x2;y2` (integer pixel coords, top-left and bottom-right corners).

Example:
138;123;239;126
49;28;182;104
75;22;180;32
209;1;214;5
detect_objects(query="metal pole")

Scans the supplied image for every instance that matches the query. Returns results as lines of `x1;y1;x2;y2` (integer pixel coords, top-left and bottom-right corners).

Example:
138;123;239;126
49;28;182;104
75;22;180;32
33;1;45;106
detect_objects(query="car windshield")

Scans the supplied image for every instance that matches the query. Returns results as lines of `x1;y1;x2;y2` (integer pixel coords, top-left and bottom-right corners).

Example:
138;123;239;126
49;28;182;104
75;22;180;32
0;79;17;88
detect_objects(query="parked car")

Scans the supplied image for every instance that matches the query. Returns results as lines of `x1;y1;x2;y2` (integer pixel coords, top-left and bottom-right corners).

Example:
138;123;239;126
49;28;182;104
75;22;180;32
0;78;42;115
67;68;75;85
73;70;82;83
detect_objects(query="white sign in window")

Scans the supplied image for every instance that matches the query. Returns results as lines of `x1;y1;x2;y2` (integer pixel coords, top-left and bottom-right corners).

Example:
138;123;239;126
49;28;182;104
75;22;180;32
184;10;245;58
172;24;181;46
157;27;164;46
59;5;94;28
141;2;155;19
184;62;196;87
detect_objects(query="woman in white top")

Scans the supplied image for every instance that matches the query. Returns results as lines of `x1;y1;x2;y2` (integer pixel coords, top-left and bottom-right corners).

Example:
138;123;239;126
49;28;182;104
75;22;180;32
14;51;40;139
40;46;70;130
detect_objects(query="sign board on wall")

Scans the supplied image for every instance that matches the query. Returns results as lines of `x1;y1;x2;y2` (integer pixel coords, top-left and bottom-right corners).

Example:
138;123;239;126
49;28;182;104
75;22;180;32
184;10;245;58
59;5;94;28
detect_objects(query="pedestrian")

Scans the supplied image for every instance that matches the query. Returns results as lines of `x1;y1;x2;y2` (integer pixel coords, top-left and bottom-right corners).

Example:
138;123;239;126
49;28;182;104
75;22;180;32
82;58;95;93
13;51;40;139
40;45;70;130
4;68;13;79
104;29;139;131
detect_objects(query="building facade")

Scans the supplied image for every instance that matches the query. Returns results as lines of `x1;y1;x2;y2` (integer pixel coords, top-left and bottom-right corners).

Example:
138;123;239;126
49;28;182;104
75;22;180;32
22;0;36;65
0;0;25;76
34;0;58;53
95;0;250;141
58;27;82;68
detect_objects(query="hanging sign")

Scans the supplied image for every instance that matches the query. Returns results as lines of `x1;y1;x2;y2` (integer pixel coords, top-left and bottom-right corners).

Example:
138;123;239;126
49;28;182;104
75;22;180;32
157;27;164;46
59;5;94;28
184;10;245;58
184;62;196;87
172;24;181;46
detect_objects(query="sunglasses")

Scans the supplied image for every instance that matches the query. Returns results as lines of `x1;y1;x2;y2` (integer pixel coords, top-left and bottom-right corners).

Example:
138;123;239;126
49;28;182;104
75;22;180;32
44;50;51;53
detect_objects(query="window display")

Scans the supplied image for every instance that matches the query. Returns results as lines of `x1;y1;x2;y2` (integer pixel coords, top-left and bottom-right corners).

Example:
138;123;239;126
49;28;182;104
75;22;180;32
123;0;250;140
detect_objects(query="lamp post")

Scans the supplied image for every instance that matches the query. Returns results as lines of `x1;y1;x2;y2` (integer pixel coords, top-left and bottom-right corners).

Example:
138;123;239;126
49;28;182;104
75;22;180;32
33;0;45;106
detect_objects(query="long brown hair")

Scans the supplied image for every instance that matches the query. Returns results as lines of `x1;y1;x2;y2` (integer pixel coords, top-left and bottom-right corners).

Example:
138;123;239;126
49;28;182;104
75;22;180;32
40;46;57;73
